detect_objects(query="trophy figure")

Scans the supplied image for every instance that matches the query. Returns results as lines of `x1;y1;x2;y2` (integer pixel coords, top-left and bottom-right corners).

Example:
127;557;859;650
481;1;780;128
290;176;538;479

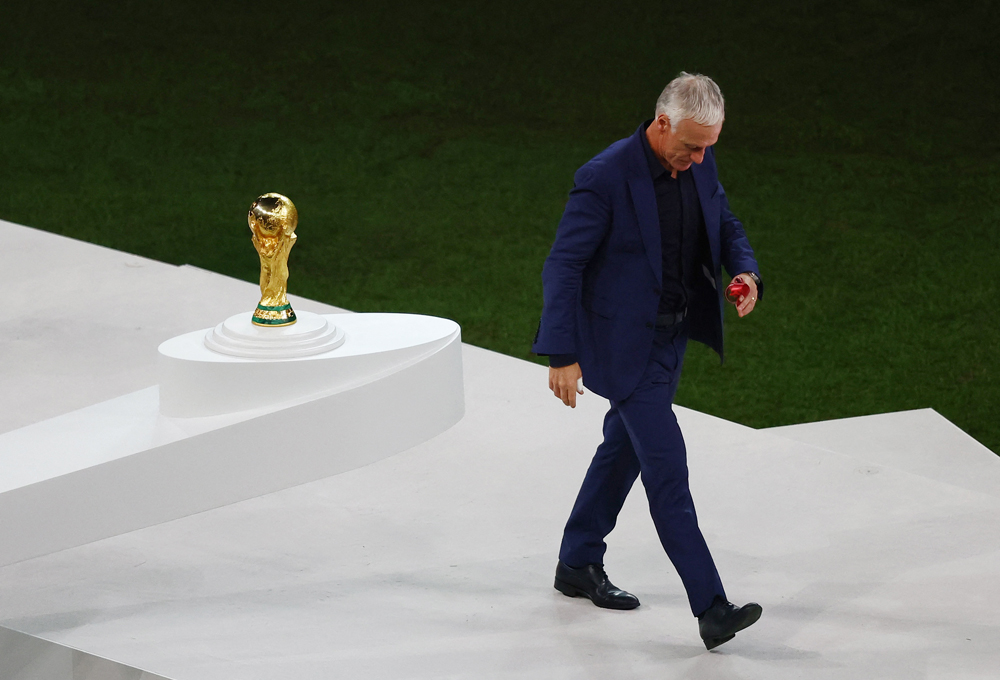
249;193;298;326
203;192;345;357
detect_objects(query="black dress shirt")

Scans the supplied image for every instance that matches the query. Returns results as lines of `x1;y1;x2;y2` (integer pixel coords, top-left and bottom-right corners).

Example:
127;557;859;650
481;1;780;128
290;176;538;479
638;120;708;315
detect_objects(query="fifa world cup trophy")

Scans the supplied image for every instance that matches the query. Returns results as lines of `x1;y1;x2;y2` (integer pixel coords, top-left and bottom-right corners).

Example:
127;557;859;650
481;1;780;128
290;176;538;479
249;193;298;326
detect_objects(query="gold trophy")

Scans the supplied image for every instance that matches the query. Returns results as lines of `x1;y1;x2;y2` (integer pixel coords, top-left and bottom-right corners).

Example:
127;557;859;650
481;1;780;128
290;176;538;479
249;193;298;327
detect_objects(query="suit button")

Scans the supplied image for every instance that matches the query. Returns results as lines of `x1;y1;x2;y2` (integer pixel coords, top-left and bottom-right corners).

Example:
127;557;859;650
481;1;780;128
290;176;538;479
645;322;653;329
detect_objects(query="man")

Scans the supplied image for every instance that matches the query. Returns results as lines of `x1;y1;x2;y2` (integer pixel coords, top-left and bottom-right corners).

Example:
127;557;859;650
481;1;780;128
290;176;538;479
532;72;763;650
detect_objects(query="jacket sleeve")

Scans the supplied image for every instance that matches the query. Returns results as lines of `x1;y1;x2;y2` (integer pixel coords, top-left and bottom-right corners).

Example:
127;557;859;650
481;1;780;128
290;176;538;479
716;180;764;300
532;164;612;356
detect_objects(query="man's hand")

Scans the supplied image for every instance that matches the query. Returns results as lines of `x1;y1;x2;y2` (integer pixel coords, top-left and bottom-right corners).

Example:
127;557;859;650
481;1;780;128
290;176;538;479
731;274;758;318
549;363;584;408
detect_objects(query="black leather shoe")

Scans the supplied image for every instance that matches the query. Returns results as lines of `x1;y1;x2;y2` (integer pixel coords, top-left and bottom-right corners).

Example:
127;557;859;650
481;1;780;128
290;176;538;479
553;561;640;610
698;595;762;650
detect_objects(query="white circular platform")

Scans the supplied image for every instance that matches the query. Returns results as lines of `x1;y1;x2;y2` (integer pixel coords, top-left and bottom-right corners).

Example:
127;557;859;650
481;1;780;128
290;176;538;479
159;313;462;418
204;310;345;358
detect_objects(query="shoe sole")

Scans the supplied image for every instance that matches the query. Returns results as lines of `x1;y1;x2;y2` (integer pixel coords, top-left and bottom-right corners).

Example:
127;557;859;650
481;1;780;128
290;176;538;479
704;633;735;650
703;605;762;651
553;578;639;610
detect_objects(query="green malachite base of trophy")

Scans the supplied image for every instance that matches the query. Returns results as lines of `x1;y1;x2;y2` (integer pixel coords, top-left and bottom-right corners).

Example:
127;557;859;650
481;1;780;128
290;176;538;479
252;303;297;326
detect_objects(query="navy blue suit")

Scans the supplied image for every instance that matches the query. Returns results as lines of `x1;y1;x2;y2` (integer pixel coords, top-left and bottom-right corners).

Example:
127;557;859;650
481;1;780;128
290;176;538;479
532;125;761;616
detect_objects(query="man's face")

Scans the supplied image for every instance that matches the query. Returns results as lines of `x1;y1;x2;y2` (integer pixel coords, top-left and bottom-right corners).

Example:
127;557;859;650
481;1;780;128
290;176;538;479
652;115;723;173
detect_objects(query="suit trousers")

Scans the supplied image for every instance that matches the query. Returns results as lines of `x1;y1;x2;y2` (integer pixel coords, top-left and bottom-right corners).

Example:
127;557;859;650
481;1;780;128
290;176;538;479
558;323;726;617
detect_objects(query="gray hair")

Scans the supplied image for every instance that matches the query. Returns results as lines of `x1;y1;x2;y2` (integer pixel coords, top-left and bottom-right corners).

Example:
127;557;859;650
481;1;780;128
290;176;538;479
654;72;725;130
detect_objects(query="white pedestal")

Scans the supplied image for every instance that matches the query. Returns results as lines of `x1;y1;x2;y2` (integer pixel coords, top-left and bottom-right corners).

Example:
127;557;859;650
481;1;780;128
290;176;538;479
0;313;464;567
204;310;346;359
160;312;456;418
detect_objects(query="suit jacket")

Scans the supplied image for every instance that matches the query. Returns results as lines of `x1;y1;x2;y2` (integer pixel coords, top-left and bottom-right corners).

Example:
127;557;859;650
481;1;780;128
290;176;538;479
532;125;761;402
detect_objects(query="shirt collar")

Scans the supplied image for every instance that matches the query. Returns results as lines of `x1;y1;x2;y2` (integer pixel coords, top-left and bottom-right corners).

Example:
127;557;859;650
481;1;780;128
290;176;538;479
639;119;669;180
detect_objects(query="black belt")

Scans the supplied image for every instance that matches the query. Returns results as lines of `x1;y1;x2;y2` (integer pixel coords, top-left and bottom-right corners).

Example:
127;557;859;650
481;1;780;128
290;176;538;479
655;309;687;329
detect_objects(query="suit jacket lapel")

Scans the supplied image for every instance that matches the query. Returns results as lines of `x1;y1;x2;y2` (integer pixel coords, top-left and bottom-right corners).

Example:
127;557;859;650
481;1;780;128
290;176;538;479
626;130;662;286
692;160;721;272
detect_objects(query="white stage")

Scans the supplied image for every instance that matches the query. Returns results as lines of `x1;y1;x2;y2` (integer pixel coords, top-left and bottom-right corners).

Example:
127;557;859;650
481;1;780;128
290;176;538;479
2;219;998;679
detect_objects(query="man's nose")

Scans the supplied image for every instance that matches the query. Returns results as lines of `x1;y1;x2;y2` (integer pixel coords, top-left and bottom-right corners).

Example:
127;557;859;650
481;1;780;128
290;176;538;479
692;149;705;164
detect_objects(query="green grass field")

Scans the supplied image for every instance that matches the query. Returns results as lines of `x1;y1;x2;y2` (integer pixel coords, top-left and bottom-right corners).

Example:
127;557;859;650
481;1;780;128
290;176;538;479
2;1;997;452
